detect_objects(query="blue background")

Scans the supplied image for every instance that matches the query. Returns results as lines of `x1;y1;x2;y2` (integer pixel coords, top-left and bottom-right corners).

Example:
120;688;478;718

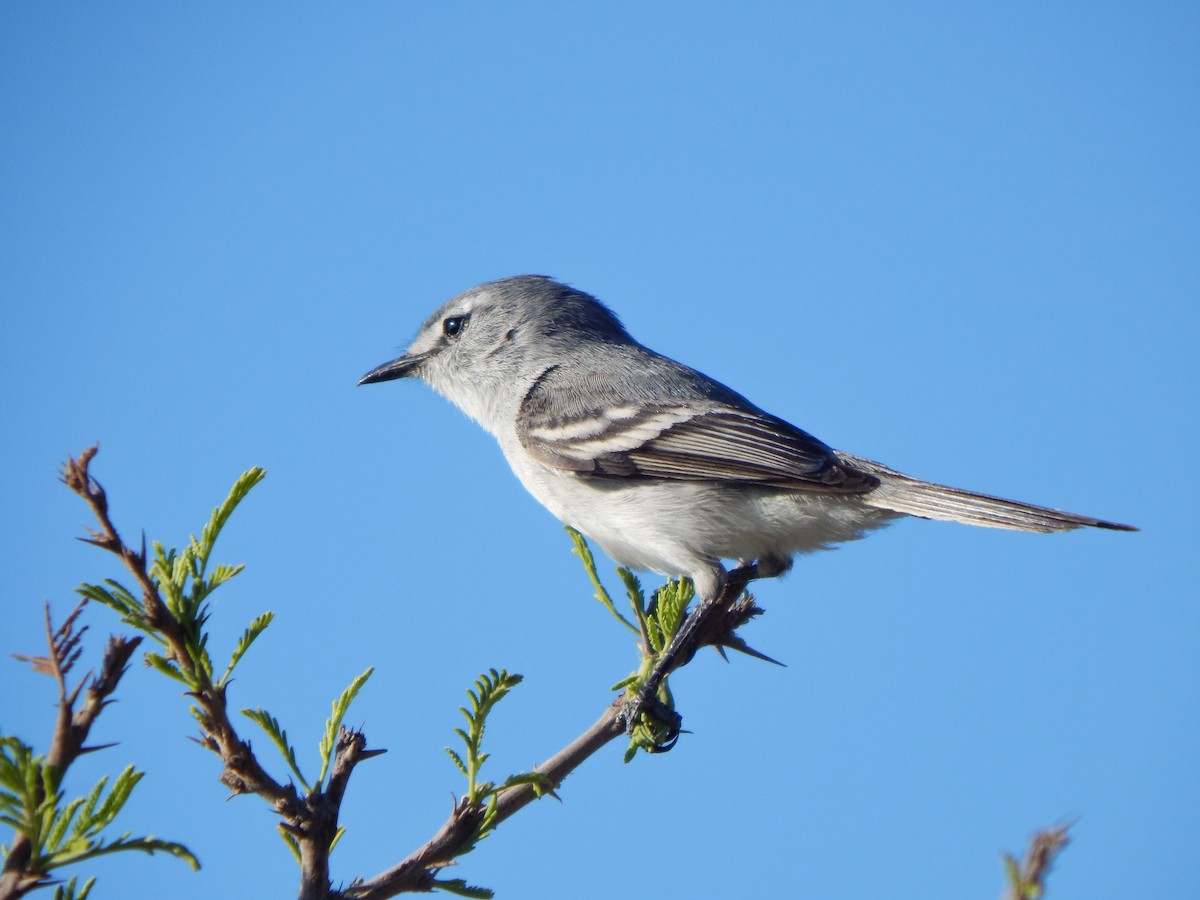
2;4;1195;898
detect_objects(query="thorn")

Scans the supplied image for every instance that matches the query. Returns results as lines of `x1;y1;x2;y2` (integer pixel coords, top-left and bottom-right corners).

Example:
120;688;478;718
720;636;786;667
78;742;120;755
65;677;87;707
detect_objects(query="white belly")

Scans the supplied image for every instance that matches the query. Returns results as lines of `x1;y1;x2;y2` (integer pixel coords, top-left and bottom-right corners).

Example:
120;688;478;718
501;440;899;581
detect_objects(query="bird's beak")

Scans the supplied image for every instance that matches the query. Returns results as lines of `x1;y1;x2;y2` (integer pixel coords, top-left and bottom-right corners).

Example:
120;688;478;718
358;352;429;385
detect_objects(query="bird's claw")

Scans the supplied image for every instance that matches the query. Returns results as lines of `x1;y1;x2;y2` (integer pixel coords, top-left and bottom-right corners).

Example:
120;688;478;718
621;689;683;752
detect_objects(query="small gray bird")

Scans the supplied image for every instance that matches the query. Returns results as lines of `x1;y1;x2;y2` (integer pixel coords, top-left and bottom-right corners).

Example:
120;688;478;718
360;275;1134;727
361;274;1132;586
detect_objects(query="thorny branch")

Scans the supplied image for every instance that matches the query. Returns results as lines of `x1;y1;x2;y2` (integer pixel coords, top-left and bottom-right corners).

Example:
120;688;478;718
341;705;626;898
0;602;141;899
59;447;373;900
54;446;768;899
342;594;765;897
47;446;1071;899
61;449;305;812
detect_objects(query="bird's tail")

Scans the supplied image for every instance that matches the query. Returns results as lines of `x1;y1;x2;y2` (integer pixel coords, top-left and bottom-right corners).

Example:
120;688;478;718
841;454;1137;533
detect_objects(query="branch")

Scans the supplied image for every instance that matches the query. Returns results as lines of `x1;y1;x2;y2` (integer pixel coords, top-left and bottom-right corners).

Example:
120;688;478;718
61;448;178;647
59;448;385;899
49;446;1086;899
342;588;764;898
62;448;303;816
342;705;625;899
57;447;762;898
0;603;142;900
1004;824;1072;900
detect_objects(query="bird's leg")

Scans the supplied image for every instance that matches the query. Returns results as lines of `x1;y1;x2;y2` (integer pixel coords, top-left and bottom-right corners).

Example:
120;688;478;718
620;561;763;747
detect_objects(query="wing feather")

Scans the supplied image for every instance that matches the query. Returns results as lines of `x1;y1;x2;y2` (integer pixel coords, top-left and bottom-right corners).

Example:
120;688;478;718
519;369;875;493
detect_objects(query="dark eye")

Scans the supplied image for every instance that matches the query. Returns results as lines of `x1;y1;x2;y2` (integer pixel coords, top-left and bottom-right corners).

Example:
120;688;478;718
442;315;468;338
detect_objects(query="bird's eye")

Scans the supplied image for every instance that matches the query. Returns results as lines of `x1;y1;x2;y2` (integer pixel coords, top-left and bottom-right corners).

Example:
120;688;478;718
442;315;468;338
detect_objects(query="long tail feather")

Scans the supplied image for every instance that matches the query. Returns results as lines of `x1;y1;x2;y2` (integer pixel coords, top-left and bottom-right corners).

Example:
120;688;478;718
841;454;1137;533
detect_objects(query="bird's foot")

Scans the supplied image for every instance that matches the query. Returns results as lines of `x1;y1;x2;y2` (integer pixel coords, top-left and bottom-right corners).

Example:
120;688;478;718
620;688;683;753
618;560;773;754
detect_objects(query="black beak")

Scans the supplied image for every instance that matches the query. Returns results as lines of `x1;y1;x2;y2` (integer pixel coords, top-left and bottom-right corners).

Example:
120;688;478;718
358;353;428;385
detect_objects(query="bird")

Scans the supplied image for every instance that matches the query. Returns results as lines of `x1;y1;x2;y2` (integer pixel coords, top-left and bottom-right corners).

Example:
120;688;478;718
359;275;1135;733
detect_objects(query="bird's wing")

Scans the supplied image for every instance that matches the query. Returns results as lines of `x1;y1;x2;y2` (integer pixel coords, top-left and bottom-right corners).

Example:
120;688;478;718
517;365;877;493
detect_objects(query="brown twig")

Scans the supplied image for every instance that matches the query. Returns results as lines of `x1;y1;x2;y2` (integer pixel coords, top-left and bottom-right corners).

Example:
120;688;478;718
57;446;771;899
342;705;626;899
0;603;142;900
1004;824;1072;900
342;597;765;897
61;448;308;816
60;449;348;891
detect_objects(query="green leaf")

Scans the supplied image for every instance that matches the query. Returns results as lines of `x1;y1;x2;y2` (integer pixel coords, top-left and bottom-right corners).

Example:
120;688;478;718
89;767;142;832
76;581;137;620
278;823;302;868
565;528;639;633
316;667;374;789
451;670;522;804
206;563;245;590
46;793;83;848
430;877;495;899
77;772;107;831
218;611;274;687
145;653;191;686
444;747;468;776
195;467;266;577
40;763;64;812
609;674;638;692
494;771;554;798
617;568;644;611
52;875;96;900
130;468;266;693
438;668;553;865
242;708;309;792
44;833;199;872
655;578;693;644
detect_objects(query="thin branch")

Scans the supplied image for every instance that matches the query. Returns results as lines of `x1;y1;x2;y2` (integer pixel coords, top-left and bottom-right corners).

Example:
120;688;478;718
61;447;178;644
57;447;762;899
1004;824;1072;900
43;446;1084;900
0;603;142;900
296;729;378;900
58;448;404;900
341;705;625;899
61;448;305;817
339;590;766;900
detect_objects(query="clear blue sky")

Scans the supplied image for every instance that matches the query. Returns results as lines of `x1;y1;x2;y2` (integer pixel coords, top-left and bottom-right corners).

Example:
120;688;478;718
2;4;1196;898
